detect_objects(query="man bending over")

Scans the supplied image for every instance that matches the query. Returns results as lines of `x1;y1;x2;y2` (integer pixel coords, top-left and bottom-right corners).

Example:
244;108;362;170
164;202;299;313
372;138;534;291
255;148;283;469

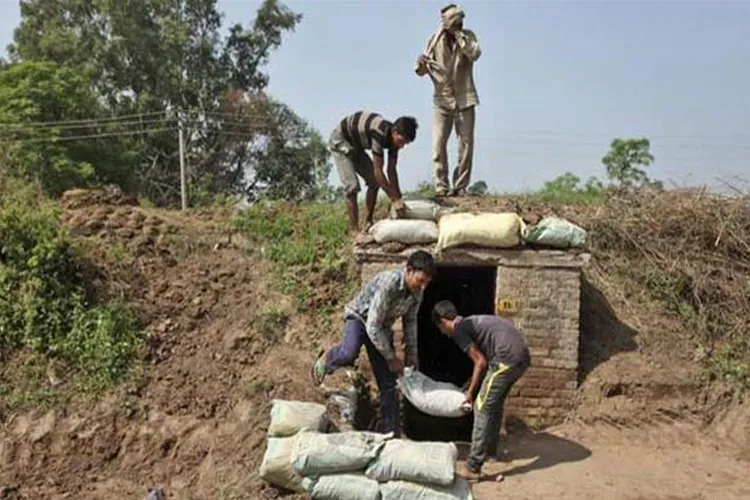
329;111;418;233
433;300;531;481
312;251;436;436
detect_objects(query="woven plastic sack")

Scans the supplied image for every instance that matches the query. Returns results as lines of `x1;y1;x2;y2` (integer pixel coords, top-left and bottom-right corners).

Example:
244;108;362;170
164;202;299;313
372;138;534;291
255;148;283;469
370;220;438;245
389;199;452;221
291;430;392;477
397;368;467;418
522;216;587;248
365;439;458;486
380;478;473;500
435;212;524;251
267;399;327;438
306;473;382;500
259;435;305;492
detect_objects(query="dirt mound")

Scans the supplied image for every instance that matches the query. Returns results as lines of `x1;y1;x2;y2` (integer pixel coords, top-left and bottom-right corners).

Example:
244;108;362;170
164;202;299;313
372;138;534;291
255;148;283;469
1;189;327;498
60;187;140;210
1;188;748;499
445;189;749;425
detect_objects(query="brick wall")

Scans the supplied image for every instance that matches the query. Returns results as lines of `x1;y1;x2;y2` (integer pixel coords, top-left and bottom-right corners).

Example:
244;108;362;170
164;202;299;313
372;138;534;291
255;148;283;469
496;267;581;427
357;257;583;430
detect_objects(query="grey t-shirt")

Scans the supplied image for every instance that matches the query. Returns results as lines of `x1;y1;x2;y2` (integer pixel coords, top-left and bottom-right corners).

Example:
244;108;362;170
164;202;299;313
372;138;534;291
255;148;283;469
451;315;529;366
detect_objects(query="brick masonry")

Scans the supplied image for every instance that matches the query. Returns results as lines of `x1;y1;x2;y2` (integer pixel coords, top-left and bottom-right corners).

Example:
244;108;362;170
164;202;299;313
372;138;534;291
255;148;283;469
355;249;586;429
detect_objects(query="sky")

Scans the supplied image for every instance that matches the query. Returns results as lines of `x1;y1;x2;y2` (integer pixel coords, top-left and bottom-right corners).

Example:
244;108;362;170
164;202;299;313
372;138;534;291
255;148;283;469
0;0;748;194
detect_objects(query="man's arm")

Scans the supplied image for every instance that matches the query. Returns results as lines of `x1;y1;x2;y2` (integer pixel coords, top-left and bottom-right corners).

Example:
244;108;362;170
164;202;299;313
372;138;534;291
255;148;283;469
365;281;397;361
464;344;488;404
386;149;402;199
415;34;435;76
373;154;400;202
454;29;481;62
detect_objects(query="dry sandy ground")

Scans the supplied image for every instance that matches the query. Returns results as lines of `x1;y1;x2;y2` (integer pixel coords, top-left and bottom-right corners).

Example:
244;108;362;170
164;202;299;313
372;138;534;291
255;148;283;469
464;419;750;500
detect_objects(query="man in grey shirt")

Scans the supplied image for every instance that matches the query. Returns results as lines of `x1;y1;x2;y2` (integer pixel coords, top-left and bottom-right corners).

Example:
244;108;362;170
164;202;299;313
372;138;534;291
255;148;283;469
433;300;531;481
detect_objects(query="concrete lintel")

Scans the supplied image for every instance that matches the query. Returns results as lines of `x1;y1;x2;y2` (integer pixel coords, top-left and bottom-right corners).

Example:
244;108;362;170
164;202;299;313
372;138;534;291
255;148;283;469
354;245;590;269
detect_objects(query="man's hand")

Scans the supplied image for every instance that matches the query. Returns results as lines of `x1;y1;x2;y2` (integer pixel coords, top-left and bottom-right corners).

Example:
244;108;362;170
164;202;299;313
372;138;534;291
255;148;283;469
416;55;428;76
463;390;474;409
388;357;405;375
406;355;419;370
392;199;407;218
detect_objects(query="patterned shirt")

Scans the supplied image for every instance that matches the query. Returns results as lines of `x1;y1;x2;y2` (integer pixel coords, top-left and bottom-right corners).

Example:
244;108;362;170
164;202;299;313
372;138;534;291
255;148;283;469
338;111;393;157
345;268;422;361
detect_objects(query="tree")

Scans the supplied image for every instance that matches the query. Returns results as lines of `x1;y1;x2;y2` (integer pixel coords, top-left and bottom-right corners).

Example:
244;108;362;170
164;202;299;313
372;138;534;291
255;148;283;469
7;0;327;206
0;61;136;195
602;138;656;191
467;180;488;196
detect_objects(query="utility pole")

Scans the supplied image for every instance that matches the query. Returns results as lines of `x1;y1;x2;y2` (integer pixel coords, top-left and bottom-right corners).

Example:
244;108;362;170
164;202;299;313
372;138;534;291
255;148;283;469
178;112;187;211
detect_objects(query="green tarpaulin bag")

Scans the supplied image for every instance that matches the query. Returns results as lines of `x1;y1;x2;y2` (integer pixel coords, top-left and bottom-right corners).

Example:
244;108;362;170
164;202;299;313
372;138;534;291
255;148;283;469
523;216;586;248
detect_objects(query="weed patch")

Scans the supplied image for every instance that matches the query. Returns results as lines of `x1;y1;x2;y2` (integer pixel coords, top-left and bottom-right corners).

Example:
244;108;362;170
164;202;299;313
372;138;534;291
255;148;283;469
0;195;143;405
231;201;356;313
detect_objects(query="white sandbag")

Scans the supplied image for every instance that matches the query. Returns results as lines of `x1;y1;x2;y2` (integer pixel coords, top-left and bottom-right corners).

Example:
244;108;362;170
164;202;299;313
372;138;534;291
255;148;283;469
398;368;468;418
365;439;458;486
435;212;524;251
267;399;327;438
291;430;392;477
380;478;473;500
370;220;438;245
390;199;452;221
308;473;382;500
259;435;306;492
522;216;587;248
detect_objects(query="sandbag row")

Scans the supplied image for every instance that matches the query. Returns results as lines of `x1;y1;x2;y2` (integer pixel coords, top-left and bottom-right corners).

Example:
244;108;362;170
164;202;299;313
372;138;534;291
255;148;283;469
371;203;587;251
259;398;474;500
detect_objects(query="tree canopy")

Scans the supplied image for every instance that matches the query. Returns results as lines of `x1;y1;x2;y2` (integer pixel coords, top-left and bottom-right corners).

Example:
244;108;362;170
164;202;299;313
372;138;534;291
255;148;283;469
1;0;332;206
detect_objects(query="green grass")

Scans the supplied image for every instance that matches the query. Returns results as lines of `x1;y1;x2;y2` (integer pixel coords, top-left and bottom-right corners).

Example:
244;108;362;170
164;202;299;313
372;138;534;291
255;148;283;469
231;201;355;313
0;184;144;408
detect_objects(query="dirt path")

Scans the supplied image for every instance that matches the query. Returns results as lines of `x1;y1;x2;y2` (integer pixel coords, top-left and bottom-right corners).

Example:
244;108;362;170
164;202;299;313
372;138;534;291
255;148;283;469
468;420;750;500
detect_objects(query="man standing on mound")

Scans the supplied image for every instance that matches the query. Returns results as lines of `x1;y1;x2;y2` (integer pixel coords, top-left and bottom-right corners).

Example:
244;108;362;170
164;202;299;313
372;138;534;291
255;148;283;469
311;251;436;436
415;4;481;197
433;300;531;481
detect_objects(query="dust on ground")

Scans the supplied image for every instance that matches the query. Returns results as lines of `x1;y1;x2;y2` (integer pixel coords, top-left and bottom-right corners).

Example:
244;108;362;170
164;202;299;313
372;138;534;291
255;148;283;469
0;189;748;499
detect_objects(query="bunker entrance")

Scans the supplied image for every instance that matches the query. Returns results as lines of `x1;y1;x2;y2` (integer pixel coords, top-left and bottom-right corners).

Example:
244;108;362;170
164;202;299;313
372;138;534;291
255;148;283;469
403;265;497;442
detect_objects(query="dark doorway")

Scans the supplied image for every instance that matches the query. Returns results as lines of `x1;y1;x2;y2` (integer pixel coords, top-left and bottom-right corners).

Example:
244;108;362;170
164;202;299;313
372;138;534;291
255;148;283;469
403;265;497;442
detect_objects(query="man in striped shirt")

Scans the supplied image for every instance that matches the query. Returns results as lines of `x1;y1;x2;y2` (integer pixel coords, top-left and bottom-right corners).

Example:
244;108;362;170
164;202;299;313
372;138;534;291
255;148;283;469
329;111;418;232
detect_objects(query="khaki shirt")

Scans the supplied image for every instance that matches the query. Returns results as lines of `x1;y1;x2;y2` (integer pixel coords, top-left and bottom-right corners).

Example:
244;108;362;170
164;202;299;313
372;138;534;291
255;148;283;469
418;29;481;111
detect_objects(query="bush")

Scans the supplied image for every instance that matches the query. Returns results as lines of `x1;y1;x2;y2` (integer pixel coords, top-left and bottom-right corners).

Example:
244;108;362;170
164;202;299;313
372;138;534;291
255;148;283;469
0;196;143;394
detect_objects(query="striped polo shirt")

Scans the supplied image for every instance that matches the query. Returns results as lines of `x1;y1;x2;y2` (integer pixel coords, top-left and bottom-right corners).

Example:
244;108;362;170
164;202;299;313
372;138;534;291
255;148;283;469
338;111;393;157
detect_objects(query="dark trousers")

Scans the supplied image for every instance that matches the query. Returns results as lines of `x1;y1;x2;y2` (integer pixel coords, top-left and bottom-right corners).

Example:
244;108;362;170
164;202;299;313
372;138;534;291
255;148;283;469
468;352;530;470
325;317;400;436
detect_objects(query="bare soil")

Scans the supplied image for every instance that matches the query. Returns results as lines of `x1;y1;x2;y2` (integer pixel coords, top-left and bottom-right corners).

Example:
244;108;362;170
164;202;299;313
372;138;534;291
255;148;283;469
0;189;748;499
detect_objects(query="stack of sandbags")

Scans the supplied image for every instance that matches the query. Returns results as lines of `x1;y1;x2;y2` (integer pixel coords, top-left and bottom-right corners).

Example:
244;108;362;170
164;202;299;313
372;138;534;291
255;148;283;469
435;212;525;252
259;398;473;500
294;430;391;500
259;399;329;492
366;440;473;500
522;216;587;248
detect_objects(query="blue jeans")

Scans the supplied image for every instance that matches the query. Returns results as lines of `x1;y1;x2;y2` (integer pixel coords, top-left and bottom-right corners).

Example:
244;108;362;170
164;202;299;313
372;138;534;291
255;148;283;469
325;317;400;436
